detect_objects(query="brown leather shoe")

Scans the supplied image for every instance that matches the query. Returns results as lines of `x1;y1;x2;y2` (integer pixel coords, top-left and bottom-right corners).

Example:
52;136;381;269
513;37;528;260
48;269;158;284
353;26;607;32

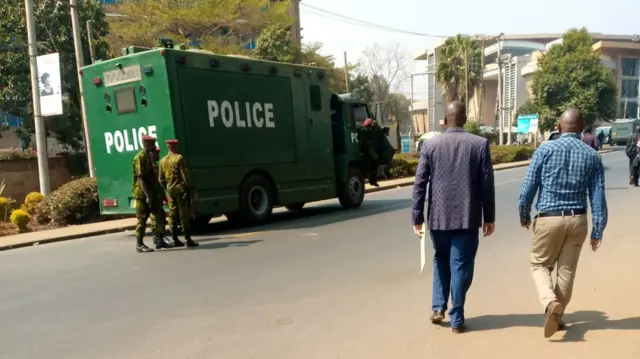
452;323;466;334
544;301;564;338
430;310;445;324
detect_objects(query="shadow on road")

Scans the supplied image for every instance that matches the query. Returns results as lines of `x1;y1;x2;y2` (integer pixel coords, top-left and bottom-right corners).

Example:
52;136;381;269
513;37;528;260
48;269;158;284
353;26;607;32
466;310;640;342
195;198;411;236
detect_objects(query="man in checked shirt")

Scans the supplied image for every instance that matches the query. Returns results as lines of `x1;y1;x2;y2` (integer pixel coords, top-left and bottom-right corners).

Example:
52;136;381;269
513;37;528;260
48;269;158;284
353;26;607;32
518;108;608;339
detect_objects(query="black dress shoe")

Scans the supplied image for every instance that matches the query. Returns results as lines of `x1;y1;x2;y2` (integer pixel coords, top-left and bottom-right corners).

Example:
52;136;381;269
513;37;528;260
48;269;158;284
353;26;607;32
430;310;445;324
136;244;154;253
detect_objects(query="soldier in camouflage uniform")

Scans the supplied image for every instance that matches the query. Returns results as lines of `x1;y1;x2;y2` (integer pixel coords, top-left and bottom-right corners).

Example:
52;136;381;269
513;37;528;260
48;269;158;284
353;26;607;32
149;146;167;238
132;136;171;252
159;139;199;248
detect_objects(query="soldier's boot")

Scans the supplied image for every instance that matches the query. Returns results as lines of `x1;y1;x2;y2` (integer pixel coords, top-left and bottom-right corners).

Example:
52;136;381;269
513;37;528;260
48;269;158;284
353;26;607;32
136;238;154;253
154;234;173;250
368;174;379;187
171;223;185;247
185;235;199;248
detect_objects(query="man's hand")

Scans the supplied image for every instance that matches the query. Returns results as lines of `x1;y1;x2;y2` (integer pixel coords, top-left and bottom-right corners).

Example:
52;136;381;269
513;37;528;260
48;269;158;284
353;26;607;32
413;224;424;237
521;221;530;230
591;239;602;252
483;222;495;237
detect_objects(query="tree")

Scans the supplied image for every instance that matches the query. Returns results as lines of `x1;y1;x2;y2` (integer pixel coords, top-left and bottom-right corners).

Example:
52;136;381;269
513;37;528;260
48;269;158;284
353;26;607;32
253;24;295;62
109;0;290;55
0;0;110;149
531;28;618;132
436;34;483;105
358;42;409;103
357;43;411;130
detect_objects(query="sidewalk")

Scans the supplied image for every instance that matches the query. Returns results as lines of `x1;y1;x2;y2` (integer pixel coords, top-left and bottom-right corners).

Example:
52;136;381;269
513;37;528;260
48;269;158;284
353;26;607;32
0;152;611;251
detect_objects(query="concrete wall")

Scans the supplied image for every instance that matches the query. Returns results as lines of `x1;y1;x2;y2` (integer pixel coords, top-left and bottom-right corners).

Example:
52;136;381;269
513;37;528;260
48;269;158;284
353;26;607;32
0;157;71;205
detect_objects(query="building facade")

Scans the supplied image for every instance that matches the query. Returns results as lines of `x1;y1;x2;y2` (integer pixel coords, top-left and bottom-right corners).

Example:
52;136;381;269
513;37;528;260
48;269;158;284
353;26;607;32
414;33;640;135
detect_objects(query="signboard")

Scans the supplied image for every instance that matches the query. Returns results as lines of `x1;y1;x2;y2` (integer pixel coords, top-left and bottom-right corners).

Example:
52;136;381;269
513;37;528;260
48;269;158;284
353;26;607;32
36;53;63;116
516;113;539;133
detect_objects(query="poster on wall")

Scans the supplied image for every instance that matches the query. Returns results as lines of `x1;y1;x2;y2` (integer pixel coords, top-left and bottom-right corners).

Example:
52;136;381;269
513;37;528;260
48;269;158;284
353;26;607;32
36;53;63;117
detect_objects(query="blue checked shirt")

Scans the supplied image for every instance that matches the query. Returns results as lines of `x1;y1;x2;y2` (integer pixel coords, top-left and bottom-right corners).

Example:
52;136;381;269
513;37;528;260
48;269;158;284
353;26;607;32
518;133;608;240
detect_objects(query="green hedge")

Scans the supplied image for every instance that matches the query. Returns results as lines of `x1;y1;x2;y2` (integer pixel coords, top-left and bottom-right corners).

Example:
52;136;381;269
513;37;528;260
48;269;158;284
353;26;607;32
388;145;535;179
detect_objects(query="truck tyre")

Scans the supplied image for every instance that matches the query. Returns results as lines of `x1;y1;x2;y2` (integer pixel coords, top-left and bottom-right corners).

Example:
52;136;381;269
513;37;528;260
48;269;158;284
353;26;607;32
190;215;212;232
338;166;365;209
238;174;274;226
285;203;305;212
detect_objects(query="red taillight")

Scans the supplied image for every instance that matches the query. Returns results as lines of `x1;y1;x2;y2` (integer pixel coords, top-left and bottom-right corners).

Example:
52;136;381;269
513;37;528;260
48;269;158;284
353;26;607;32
102;198;118;208
176;56;186;64
160;49;165;56
93;77;102;85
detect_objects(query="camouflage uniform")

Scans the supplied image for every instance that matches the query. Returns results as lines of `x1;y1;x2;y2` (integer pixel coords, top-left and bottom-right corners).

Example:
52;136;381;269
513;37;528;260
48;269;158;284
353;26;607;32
148;150;167;237
132;149;166;248
159;150;197;245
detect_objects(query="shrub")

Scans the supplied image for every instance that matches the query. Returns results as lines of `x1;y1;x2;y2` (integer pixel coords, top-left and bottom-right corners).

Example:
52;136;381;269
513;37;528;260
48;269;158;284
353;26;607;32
10;209;30;232
490;145;535;165
0;196;14;221
23;192;45;214
36;177;100;226
389;155;418;178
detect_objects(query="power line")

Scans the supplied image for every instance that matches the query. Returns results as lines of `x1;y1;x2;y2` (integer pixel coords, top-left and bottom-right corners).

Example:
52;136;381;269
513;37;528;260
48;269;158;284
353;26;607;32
300;3;450;38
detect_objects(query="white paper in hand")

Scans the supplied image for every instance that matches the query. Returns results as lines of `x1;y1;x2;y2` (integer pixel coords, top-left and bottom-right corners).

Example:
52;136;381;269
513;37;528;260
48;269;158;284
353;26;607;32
420;228;426;274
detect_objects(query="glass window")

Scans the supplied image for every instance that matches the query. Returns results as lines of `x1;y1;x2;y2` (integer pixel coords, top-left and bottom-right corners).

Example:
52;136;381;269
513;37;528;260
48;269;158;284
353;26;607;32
621;58;640;77
619;100;639;119
621;79;639;99
309;85;322;111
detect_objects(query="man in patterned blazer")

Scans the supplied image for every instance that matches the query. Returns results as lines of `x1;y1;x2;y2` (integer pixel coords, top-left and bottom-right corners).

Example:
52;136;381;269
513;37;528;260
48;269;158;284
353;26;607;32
412;101;496;334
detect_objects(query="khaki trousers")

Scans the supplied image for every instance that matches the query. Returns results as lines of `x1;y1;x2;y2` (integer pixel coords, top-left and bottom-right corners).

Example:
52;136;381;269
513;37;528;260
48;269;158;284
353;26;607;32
530;214;588;312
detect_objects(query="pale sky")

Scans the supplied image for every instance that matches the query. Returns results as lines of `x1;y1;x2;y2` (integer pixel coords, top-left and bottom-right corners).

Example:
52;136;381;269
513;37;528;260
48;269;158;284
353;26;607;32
300;0;640;100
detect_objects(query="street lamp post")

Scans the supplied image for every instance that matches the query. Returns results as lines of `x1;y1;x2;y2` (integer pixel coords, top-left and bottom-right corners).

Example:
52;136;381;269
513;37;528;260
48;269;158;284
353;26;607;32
24;0;51;195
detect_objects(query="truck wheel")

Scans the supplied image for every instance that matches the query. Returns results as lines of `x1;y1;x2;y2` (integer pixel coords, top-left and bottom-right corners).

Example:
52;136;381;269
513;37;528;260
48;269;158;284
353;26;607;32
338;166;365;209
190;215;212;232
238;174;274;225
285;202;305;212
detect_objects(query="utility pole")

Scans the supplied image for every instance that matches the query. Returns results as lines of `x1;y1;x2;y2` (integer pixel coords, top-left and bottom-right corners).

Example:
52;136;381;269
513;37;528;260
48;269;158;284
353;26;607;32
289;0;301;52
70;0;95;177
24;0;50;195
496;35;503;145
343;51;350;92
86;20;96;64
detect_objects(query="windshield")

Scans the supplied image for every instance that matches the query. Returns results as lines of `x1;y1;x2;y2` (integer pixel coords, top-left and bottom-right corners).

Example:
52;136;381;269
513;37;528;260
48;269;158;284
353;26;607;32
352;104;369;127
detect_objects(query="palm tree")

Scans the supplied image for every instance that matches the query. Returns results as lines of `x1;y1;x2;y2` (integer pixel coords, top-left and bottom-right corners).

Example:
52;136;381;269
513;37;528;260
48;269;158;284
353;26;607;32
436;34;483;105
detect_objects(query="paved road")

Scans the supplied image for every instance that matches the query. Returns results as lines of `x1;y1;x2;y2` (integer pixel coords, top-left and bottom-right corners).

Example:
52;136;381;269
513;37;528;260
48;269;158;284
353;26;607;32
1;150;639;359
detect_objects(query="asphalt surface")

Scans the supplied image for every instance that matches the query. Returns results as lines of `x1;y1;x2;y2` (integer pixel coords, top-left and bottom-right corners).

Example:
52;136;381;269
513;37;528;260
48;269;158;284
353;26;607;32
1;148;639;359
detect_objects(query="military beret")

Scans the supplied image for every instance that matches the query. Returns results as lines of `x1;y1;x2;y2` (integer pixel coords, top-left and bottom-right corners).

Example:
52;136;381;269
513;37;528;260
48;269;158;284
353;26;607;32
141;135;156;141
165;139;178;144
363;118;373;127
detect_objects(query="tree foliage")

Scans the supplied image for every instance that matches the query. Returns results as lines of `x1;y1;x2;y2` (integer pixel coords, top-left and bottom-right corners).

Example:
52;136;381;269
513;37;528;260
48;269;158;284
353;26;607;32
531;28;618;132
109;0;290;55
436;34;483;104
253;24;295;62
0;0;110;149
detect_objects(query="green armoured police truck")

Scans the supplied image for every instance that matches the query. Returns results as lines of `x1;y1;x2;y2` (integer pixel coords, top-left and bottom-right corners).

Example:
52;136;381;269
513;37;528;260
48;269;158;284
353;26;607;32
81;46;392;227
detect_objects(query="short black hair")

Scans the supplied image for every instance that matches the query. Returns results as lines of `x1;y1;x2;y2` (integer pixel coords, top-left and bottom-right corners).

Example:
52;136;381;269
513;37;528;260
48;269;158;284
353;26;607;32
40;72;50;82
